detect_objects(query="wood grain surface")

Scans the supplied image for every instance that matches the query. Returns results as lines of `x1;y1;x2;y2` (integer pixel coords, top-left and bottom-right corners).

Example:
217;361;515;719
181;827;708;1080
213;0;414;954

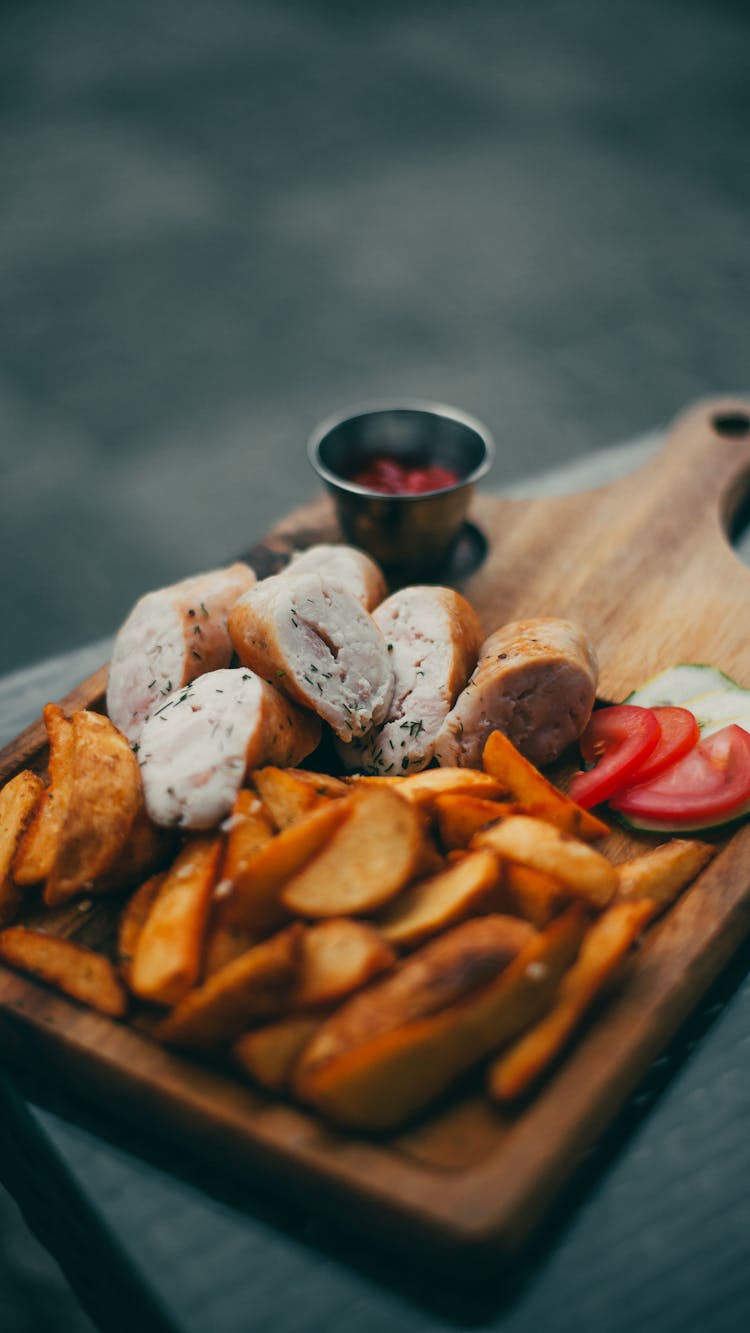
1;396;750;1258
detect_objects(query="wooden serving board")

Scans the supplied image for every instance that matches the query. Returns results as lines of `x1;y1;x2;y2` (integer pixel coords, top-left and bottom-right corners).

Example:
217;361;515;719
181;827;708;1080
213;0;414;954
2;396;750;1261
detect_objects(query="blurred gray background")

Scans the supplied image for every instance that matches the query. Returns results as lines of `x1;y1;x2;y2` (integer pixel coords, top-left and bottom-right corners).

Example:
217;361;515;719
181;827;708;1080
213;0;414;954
2;0;750;677
1;1;749;1329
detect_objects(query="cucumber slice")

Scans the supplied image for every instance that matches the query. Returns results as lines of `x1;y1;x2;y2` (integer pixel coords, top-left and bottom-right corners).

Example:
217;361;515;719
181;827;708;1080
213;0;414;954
680;687;750;734
615;795;750;834
624;664;738;709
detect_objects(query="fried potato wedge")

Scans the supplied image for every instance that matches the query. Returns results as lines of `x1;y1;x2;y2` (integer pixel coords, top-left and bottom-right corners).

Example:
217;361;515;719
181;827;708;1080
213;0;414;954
233;1014;322;1092
130;836;222;1005
117;872;166;989
475;815;617;908
223;789;276;866
92;811;174;896
353;768;507;807
295;913;536;1082
215;798;350;938
502;864;570;928
0;926;128;1017
0;770;44;926
376;850;502;950
482;730;609;841
434;794;517;852
251;766;336;830
294;907;586;1129
44;710;143;906
13;705;74;885
411;833;446;879
202;789;279;972
157;923;303;1050
615;839;716;914
287;769;349;799
281;786;424;917
204;794;346;975
293;918;395;1008
488;899;654;1102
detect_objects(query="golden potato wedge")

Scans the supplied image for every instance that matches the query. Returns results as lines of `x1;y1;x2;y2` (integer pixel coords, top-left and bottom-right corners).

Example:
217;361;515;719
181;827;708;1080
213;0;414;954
117;872;166;989
202;789;279;972
615;839;716;914
13;705;74;885
233;1014;322;1092
202;918;260;979
157;923;303;1050
92;810;174;896
434;794;517;852
0;926;128;1017
44;710;143;906
293;918;395;1008
411;833;446;879
353;768;507;807
130;836;222;1005
482;730;610;841
376;850;502;949
475;815;617;908
286;769;349;799
488;898;654;1102
281;786;424;917
296;913;536;1082
214;798;350;937
0;770;45;926
223;788;276;868
294;906;586;1129
502;864;570;928
251;767;334;830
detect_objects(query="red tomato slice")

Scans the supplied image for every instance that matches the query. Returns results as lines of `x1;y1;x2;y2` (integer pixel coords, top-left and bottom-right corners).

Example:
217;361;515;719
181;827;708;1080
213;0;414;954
627;706;700;784
568;705;661;809
611;724;750;822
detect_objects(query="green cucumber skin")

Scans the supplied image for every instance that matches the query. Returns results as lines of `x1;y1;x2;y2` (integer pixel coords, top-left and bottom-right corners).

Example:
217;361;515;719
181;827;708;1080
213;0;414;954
614;800;750;834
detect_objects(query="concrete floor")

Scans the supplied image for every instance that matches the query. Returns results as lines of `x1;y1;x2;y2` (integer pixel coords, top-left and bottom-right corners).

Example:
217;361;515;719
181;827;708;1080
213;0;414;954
0;2;749;1329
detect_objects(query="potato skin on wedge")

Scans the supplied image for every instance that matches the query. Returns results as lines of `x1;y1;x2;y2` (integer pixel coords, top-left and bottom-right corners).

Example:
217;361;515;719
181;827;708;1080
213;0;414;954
0;770;44;926
293;907;586;1130
233;1014;323;1093
12;705;75;886
130;836;222;1005
44;710;144;906
295;913;536;1088
157;923;303;1050
0;927;128;1017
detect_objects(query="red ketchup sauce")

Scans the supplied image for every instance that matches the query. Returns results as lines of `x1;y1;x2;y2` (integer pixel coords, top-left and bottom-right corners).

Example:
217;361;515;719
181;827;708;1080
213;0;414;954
349;456;460;495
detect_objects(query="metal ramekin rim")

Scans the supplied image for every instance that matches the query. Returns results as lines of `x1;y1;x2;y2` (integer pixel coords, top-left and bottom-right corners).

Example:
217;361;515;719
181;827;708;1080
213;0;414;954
306;398;496;499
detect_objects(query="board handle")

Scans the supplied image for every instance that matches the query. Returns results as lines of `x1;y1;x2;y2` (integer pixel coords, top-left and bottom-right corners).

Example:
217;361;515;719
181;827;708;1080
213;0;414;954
659;395;750;535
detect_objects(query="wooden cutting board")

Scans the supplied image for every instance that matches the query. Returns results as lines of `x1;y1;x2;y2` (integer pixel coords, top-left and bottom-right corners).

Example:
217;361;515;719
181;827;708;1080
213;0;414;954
2;395;750;1261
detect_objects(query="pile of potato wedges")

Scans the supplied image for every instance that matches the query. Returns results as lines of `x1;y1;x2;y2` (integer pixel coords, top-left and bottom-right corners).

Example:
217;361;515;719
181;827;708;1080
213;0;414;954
0;708;716;1130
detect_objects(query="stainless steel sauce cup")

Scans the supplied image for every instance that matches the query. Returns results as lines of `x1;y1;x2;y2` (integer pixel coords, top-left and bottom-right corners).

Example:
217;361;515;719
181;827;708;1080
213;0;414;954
307;400;494;578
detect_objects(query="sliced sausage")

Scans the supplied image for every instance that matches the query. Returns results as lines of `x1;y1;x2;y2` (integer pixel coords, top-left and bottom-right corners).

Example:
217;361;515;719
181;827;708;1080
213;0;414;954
336;586;483;774
281;544;386;611
228;571;394;743
107;562;256;744
435;618;598;769
137;668;320;829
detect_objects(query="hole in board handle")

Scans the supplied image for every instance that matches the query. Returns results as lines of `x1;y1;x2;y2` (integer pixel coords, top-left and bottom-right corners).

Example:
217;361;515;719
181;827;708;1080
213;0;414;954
712;412;750;439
